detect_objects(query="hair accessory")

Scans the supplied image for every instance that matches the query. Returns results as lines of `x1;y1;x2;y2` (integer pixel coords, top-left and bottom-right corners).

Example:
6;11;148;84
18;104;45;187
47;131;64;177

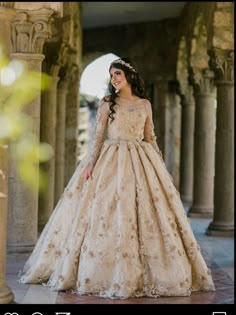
111;59;137;73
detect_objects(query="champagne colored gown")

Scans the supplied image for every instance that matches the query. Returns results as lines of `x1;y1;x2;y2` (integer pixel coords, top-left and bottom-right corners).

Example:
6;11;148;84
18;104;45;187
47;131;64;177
19;97;215;298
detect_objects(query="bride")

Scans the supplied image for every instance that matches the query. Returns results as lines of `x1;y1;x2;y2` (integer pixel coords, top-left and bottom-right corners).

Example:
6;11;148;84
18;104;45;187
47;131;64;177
19;57;215;299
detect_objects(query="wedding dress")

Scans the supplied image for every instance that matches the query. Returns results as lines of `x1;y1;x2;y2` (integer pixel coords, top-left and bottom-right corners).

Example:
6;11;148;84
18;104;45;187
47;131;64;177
19;97;215;298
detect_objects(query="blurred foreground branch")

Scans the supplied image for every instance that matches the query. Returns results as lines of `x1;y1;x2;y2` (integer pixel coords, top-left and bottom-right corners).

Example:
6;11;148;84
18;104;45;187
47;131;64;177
0;44;53;194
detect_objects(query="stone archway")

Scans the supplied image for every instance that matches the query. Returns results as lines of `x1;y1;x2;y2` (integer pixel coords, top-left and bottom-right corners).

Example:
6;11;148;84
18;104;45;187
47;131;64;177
82;52;108;73
190;13;209;71
211;2;234;50
177;37;189;95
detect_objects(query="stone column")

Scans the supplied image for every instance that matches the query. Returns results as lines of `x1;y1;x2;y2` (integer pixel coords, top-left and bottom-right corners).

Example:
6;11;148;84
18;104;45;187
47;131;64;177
0;2;16;304
149;80;158;136
54;78;68;205
38;73;59;231
168;81;182;189
151;80;160;146
188;69;216;217
64;63;79;185
39;42;68;230
153;79;170;163
179;89;195;205
7;9;54;252
207;49;234;236
0;144;14;304
162;87;172;169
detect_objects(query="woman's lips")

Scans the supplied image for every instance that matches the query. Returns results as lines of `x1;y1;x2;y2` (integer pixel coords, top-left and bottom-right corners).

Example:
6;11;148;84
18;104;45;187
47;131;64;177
114;82;121;86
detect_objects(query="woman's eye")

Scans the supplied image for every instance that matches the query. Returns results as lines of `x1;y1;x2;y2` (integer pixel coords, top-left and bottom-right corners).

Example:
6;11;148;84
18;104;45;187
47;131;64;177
110;71;121;78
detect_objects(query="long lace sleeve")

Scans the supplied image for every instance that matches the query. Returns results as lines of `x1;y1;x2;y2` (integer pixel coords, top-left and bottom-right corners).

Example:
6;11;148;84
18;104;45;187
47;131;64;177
88;99;110;167
144;100;162;157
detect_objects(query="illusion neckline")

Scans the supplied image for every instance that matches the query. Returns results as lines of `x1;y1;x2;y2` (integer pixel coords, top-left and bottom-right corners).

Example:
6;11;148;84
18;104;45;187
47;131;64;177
117;96;142;102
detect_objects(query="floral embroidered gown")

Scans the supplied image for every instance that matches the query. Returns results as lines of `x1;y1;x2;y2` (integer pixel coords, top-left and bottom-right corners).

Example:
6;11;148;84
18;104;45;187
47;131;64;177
19;97;215;298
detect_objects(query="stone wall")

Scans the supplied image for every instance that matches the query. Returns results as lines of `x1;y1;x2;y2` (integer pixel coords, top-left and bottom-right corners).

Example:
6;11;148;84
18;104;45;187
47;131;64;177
83;18;179;81
176;2;234;65
83;2;234;85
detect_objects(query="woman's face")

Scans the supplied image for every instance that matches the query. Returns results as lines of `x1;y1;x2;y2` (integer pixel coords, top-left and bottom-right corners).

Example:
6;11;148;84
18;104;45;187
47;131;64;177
110;67;128;91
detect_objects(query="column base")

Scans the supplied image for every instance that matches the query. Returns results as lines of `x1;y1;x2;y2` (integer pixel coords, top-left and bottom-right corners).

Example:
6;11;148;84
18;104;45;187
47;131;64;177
38;222;47;233
188;205;213;218
206;221;234;237
180;194;192;206
0;286;14;304
7;244;34;254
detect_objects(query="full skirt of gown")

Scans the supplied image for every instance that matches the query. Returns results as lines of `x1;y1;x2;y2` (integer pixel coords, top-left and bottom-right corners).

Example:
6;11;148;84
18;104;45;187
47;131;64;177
19;139;215;298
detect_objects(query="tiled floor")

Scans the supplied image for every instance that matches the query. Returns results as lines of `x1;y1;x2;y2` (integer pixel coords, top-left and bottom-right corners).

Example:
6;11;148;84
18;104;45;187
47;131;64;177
6;216;234;304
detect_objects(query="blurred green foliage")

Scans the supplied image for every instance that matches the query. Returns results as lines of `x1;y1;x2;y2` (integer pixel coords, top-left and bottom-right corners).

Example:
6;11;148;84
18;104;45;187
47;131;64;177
0;45;53;192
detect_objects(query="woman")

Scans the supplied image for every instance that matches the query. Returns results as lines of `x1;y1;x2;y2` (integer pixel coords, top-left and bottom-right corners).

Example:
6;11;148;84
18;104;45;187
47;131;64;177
19;57;215;299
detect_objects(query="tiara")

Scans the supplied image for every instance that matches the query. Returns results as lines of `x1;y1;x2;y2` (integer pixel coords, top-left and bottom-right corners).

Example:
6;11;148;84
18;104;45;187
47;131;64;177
111;59;137;73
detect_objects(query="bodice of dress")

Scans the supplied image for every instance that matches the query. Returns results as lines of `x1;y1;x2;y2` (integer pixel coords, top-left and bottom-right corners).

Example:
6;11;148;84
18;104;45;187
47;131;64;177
107;98;147;141
88;96;161;166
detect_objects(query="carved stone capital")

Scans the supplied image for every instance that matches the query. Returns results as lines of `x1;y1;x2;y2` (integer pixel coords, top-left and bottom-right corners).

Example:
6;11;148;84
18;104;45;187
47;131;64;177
0;3;16;21
208;49;234;83
64;47;79;82
68;63;79;85
174;83;193;108
172;80;183;97
168;80;180;94
58;63;79;87
0;2;14;8
58;79;69;92
58;41;70;67
189;68;216;96
49;41;70;76
11;9;54;54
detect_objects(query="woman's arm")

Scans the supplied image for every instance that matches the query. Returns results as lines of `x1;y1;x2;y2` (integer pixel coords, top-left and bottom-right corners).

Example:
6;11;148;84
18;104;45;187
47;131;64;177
88;99;110;167
143;100;163;157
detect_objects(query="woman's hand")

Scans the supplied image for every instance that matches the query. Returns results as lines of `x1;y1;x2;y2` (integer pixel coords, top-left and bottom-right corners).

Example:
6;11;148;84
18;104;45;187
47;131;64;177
84;162;94;181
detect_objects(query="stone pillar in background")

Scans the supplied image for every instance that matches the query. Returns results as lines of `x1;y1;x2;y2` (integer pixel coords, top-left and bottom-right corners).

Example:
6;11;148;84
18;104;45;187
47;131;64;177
64;62;79;186
7;9;54;252
38;73;59;231
54;78;68;205
0;2;16;304
153;79;181;188
153;78;175;170
153;79;170;163
149;80;159;142
207;49;234;236
0;3;15;53
0;145;14;304
168;81;182;189
39;42;69;230
179;88;195;205
188;68;216;218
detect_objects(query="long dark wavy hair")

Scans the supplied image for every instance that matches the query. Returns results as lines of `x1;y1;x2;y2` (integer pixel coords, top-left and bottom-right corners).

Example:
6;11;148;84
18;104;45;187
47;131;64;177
103;57;147;123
